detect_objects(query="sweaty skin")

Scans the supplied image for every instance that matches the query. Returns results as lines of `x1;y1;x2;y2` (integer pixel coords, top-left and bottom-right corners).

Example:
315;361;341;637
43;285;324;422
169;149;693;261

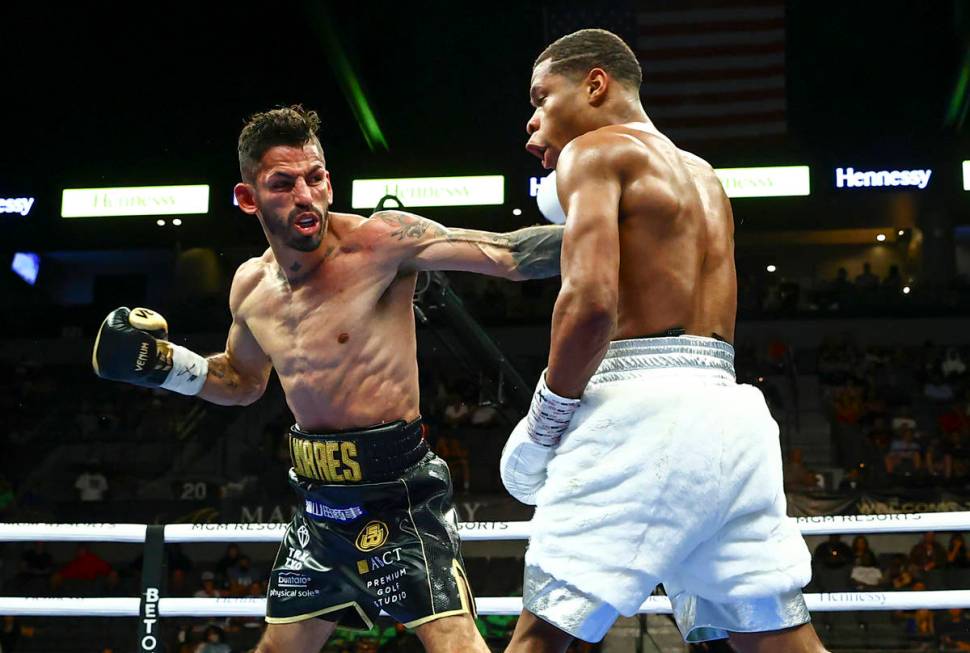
202;143;562;432
543;123;736;398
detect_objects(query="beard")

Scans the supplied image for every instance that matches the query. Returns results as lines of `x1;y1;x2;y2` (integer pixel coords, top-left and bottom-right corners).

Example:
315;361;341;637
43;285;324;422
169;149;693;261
264;205;327;252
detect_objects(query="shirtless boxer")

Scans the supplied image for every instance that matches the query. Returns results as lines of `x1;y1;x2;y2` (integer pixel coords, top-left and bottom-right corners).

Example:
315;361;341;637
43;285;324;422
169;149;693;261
92;105;562;653
500;30;826;652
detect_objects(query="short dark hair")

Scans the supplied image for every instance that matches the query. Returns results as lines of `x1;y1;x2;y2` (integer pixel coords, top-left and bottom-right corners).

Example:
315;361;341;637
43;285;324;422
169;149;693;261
535;28;642;90
238;105;322;183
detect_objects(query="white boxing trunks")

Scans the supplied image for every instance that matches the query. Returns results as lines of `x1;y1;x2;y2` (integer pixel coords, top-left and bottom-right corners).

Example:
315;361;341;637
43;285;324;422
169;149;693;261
523;335;812;643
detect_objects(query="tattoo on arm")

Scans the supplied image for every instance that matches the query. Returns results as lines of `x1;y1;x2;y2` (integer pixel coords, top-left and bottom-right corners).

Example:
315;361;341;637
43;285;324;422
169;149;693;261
377;210;563;278
377;212;448;240
505;226;564;279
207;356;239;389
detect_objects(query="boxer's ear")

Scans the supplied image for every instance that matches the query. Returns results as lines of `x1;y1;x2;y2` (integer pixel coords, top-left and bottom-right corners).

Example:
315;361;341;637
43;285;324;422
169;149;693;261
234;183;258;215
586;68;609;107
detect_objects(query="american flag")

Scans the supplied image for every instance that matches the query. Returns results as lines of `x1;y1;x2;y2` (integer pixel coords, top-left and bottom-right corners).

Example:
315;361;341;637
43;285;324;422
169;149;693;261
544;1;787;144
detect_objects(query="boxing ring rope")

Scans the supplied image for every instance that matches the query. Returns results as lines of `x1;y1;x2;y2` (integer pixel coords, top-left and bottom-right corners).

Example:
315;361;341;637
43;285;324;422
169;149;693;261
3;512;970;622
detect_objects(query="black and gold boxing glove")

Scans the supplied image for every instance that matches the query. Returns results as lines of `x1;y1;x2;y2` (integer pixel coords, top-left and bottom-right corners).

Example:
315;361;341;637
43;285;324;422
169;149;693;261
92;307;208;395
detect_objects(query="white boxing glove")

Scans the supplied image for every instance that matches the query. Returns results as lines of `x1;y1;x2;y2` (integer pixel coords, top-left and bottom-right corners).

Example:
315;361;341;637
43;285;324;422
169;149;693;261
536;171;566;224
500;372;580;504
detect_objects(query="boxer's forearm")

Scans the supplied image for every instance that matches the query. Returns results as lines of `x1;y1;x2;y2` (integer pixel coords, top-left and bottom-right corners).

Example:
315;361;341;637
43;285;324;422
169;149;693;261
197;354;265;406
545;286;615;399
503;225;563;280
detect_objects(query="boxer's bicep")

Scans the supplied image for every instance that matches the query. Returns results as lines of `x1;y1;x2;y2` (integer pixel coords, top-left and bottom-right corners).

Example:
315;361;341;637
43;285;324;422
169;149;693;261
558;153;622;301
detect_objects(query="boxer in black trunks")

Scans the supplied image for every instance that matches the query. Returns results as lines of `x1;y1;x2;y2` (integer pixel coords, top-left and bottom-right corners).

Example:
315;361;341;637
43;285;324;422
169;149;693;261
93;105;563;652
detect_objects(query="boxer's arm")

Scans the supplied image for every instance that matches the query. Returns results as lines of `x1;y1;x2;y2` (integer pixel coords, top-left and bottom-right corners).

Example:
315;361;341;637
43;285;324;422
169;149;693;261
544;137;623;399
198;263;272;406
372;210;563;280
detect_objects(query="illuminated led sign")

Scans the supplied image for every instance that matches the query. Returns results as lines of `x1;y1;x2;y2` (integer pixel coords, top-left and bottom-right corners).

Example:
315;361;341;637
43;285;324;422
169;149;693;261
714;166;810;198
963;161;970;191
351;176;504;209
0;197;35;216
835;167;932;190
530;167;810;199
61;185;210;218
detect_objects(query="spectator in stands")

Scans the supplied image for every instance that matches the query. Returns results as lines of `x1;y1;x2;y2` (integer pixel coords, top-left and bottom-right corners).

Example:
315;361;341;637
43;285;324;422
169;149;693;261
926;436;953;480
51;544;118;592
942;347;967;379
18;541;52;582
888;554;915;589
214;544;241;581
855;262;879;290
849;535;882;588
194;625;231;653
910;532;947;575
813;534;853;569
194;571;223;598
850;535;877;567
885;423;922;477
906;581;934;637
940;400;970;438
883;265;903;295
948;534;970;568
74;465;108;502
167;543;194;595
782;447;817;492
937;608;970;651
227;555;258;596
925;371;956;403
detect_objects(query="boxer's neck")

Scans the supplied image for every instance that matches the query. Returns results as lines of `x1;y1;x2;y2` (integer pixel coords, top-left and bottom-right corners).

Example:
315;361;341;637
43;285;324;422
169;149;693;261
268;213;346;286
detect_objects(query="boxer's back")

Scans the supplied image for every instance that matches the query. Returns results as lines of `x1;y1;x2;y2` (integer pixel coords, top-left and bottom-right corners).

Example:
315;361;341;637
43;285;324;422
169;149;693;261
609;123;737;343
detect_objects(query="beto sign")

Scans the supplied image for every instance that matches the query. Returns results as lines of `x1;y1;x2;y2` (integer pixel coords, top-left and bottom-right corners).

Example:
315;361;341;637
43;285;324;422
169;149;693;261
835;167;932;190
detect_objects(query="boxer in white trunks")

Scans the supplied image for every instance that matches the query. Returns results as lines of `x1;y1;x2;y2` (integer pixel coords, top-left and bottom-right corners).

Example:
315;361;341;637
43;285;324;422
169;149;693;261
500;29;826;653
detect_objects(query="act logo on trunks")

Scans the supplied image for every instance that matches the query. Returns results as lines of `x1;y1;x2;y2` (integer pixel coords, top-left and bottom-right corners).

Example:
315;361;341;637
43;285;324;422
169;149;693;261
304;499;364;523
297;524;310;548
289;436;362;483
356;547;403;575
355;520;389;552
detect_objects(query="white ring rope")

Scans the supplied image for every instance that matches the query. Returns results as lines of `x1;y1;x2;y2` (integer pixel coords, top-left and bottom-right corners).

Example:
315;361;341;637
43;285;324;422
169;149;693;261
3;592;970;618
2;511;969;617
1;511;965;543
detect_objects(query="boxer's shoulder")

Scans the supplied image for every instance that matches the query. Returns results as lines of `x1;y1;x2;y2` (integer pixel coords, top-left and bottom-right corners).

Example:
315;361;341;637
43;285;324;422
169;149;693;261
558;127;653;181
229;256;268;315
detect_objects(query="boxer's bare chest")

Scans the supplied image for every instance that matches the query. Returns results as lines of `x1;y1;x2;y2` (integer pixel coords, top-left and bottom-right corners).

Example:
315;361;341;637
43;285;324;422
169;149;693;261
241;250;415;376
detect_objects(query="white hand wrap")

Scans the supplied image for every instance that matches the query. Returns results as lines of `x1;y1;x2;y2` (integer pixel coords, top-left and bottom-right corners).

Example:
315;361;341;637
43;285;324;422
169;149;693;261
160;343;208;396
500;373;580;505
525;372;581;446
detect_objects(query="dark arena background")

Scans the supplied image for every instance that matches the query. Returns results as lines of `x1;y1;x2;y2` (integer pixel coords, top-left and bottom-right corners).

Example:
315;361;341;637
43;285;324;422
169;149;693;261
2;1;970;651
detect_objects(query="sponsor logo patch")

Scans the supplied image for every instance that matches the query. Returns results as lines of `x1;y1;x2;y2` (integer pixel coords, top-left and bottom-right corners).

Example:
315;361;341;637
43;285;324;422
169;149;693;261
304;499;364;523
277;571;311;589
355;520;389;552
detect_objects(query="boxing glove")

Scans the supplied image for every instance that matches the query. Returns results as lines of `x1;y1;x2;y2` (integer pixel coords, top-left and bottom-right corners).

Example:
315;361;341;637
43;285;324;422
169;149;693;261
92;307;208;395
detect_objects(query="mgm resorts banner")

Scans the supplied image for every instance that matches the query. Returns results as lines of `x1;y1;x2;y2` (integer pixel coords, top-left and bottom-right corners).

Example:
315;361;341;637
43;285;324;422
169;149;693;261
787;490;970;517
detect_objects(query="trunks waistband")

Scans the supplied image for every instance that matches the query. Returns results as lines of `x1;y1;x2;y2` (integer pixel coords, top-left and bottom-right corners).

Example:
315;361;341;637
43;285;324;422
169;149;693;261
289;418;428;484
589;335;736;386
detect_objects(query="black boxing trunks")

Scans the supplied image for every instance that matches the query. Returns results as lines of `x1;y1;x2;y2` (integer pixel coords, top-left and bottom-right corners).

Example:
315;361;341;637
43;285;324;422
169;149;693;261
264;419;476;630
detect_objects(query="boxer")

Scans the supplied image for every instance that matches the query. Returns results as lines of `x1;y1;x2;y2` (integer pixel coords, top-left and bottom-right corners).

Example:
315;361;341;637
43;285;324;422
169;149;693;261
93;105;563;653
500;30;826;653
